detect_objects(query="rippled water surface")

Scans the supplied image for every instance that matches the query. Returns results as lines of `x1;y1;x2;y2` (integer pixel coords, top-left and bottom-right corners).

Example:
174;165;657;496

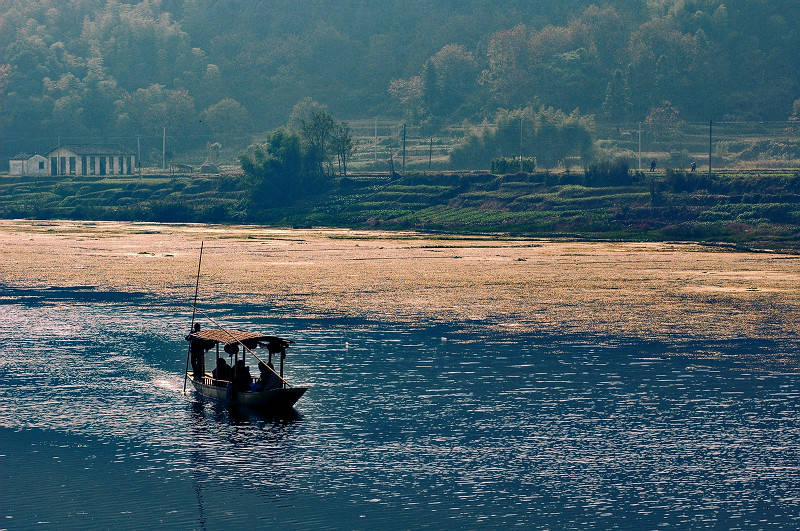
1;285;799;529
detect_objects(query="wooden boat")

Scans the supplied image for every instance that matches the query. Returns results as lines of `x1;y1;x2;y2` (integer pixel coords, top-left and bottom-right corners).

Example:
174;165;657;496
185;327;308;410
182;242;307;411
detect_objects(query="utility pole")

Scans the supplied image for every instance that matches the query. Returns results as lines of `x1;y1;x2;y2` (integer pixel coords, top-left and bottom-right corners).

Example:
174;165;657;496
137;135;141;175
708;120;712;177
638;122;642;171
428;137;433;173
374;118;377;164
162;127;166;170
401;123;406;175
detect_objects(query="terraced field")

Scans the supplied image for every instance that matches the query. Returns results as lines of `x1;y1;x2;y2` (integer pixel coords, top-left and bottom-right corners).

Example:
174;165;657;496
1;169;798;249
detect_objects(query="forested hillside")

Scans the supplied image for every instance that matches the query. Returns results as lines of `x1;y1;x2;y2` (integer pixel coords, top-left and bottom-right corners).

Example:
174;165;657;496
2;0;799;165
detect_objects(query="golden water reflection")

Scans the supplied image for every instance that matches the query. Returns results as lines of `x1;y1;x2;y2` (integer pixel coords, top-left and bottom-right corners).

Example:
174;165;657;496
1;219;797;340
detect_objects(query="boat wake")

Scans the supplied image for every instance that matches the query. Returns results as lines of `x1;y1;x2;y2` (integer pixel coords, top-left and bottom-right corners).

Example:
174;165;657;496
151;376;184;393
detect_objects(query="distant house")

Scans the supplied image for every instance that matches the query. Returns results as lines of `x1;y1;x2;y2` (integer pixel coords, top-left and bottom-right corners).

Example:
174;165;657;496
9;153;49;176
46;145;136;176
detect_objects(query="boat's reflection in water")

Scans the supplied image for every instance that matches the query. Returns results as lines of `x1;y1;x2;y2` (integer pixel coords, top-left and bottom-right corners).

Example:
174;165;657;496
185;399;305;530
189;398;303;427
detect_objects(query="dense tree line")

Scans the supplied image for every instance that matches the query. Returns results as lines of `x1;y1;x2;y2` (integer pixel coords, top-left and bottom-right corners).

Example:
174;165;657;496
1;0;799;166
450;106;595;169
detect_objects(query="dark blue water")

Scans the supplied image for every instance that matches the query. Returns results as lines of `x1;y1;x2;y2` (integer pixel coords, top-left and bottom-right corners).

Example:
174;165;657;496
1;285;799;529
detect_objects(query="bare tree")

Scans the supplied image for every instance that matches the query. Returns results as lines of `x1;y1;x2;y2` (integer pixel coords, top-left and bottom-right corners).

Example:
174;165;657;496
331;122;354;176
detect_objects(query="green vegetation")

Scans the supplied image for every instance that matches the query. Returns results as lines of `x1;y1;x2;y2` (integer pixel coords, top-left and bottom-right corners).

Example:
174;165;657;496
2;2;798;248
239;99;354;213
491;158;536;175
2;1;799;166
2;169;798;250
452;107;594;170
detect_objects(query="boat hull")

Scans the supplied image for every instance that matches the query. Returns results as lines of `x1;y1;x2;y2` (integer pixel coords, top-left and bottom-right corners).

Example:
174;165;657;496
188;373;307;410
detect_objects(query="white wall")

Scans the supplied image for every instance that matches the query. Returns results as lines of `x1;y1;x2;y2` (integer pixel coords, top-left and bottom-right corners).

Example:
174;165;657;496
9;160;24;175
8;156;48;176
24;155;49;176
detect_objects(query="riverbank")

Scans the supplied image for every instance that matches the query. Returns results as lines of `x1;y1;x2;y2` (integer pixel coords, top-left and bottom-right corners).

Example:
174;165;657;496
1;219;797;341
1;169;798;251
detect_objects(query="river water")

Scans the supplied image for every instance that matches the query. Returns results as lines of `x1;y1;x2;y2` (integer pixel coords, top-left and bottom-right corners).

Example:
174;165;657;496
1;284;799;529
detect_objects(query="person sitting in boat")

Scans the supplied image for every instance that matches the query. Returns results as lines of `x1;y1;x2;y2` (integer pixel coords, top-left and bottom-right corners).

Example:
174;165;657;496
233;358;252;392
186;323;205;379
256;360;282;391
212;357;231;385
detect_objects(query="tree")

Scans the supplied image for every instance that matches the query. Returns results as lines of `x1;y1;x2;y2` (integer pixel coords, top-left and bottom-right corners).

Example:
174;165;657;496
791;99;800;121
0;63;12;120
114;84;198;147
331;122;354;176
481;24;533;107
421;44;478;118
240;129;303;202
289;98;336;175
201;98;253;138
644;101;684;142
0;64;10;99
450;106;595;169
389;76;424;120
601;69;633;122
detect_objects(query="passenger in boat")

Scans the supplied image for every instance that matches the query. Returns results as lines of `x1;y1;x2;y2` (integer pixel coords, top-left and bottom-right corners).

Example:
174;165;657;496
212;357;231;385
257;361;282;390
233;358;252;392
186;323;205;379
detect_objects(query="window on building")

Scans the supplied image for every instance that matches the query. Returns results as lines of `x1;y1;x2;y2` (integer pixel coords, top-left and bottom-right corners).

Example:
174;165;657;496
69;157;76;175
39;161;45;170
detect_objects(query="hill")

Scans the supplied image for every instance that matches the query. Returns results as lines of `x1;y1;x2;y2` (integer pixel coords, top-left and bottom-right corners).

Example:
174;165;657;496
2;1;799;166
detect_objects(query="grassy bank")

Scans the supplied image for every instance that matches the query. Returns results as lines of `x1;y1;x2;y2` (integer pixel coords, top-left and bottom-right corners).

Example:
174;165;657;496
1;169;799;250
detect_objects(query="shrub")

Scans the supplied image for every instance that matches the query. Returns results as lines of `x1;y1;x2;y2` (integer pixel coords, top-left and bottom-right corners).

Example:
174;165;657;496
491;157;535;174
664;169;713;193
583;159;631;187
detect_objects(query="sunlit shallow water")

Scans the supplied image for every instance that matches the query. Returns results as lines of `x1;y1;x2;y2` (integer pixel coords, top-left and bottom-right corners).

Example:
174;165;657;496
1;285;799;529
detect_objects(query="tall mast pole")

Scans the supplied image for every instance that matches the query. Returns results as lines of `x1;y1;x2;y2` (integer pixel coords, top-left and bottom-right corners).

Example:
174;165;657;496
184;241;204;393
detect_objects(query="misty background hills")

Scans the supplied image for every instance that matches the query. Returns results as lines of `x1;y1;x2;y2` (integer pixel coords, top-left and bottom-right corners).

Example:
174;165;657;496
1;0;799;164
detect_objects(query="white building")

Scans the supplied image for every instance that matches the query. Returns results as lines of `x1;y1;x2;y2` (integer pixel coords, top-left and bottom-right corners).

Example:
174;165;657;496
46;145;136;176
9;153;49;176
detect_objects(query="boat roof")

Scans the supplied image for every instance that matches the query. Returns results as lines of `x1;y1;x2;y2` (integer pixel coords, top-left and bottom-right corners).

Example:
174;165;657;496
190;328;293;350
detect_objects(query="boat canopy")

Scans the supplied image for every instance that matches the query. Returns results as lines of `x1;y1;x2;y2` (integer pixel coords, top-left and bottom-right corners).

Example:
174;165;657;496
189;328;292;352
